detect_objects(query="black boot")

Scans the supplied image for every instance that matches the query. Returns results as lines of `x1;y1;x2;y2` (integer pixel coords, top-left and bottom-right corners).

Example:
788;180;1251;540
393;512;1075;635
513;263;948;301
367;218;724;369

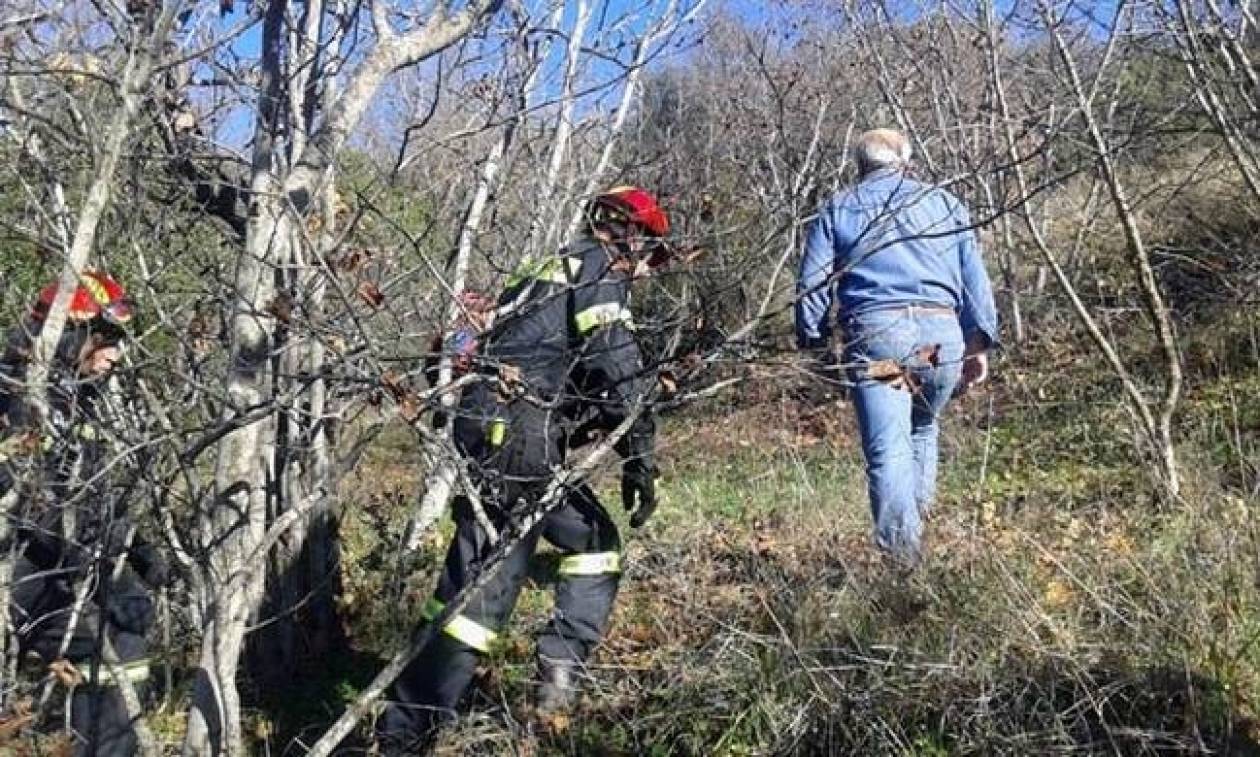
535;658;581;714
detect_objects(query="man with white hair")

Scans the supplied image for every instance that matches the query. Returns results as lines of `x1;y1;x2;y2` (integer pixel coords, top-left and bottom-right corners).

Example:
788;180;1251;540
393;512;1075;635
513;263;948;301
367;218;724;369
796;128;998;564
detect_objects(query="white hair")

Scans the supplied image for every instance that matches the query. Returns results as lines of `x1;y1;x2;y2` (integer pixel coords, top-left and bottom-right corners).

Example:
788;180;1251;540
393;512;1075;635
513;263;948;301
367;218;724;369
855;129;912;175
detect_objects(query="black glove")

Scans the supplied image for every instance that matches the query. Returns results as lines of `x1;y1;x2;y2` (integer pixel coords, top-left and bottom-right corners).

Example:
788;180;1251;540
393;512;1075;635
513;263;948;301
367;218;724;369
621;459;658;529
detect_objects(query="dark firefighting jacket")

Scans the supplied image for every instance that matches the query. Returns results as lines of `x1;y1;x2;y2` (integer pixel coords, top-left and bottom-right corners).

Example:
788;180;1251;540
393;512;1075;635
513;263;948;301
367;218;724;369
458;236;656;473
0;341;167;602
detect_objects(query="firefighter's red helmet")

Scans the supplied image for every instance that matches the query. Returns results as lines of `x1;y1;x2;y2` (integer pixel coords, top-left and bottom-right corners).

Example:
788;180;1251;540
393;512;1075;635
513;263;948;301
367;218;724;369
33;271;133;325
590;186;670;239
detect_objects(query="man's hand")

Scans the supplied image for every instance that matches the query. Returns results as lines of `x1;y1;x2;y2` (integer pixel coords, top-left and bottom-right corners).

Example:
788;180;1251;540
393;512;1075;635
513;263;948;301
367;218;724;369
621;459;658;528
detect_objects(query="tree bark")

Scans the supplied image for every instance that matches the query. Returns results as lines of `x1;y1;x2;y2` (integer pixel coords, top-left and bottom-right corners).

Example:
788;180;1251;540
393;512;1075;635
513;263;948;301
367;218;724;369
187;2;504;753
184;0;288;752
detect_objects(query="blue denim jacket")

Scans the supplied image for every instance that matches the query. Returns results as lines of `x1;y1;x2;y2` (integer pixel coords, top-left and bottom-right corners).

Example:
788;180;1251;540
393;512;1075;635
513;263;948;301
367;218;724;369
796;169;999;349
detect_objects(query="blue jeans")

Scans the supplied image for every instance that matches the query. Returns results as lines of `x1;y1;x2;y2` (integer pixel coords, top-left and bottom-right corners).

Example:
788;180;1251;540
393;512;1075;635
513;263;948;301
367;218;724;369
845;308;964;561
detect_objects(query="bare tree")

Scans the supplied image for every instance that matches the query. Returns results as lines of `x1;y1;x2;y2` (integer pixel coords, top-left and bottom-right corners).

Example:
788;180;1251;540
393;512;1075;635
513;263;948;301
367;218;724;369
181;2;504;753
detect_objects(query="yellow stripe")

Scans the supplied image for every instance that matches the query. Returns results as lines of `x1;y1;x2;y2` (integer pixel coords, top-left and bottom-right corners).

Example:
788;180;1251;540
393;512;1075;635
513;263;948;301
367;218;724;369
421;598;499;653
506;256;581;288
487;418;506;447
421;597;444;621
443;615;498;653
80;275;110;306
575;302;633;335
558;551;621;576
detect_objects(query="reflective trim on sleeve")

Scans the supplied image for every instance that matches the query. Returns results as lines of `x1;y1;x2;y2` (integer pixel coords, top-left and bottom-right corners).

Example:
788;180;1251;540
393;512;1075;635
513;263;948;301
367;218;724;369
122;659;150;684
574;302;634;335
558;551;621;576
421;597;445;621
487;418;507;447
506;255;582;288
420;598;499;654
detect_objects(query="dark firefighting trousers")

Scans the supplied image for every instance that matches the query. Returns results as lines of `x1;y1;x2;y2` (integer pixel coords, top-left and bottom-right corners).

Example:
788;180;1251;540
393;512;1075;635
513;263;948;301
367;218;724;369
379;385;622;748
10;556;153;757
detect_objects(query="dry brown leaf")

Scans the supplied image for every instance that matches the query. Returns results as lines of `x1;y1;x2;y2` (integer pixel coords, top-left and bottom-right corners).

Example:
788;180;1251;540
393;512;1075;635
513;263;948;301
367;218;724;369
399;395;422;424
624;622;655;645
0;698;35;744
865;358;921;392
265;293;294;324
380;370;422;422
865;358;902;381
356;281;385;308
539;711;571;735
8;429;44;457
380;370;408;399
336;248;374;274
658;371;678;397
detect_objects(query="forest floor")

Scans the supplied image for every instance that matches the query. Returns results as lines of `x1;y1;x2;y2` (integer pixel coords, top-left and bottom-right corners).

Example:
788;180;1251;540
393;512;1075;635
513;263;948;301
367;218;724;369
314;326;1260;756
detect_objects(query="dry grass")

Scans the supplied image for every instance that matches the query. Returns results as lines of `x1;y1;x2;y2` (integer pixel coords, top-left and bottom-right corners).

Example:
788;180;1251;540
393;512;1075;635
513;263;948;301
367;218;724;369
403;355;1260;756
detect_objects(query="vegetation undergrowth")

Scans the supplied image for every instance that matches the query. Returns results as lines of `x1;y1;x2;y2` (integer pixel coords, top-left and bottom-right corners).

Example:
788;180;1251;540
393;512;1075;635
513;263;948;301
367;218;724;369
278;331;1260;756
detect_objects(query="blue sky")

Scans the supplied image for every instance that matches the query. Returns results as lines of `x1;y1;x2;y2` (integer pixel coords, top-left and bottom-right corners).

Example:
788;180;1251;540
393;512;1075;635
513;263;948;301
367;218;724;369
206;0;714;151
199;0;1122;155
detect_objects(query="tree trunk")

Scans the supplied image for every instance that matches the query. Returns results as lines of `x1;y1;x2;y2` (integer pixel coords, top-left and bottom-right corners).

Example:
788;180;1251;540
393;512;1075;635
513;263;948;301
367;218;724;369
252;0;346;687
186;3;504;751
184;0;287;751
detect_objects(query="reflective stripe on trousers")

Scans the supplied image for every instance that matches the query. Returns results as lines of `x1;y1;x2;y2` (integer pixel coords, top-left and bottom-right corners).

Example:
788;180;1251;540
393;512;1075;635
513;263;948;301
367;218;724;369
422;598;499;654
558;551;621;576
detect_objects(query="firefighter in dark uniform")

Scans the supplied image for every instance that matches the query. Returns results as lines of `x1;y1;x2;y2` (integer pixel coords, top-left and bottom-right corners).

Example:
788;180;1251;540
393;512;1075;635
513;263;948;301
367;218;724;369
379;186;671;750
2;272;170;756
